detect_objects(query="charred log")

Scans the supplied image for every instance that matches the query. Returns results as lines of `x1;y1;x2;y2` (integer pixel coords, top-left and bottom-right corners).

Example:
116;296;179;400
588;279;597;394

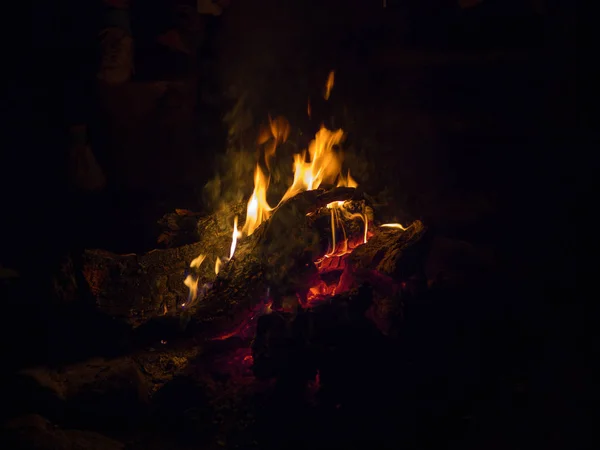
80;189;362;328
185;188;367;331
346;220;430;281
81;203;246;327
251;283;387;384
78;188;428;337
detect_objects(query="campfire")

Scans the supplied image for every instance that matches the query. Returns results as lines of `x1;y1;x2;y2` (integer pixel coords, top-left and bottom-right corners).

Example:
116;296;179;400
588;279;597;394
80;71;429;377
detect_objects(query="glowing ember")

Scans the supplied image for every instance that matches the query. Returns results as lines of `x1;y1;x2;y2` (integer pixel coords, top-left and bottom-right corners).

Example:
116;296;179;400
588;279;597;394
215;256;222;275
212;298;272;341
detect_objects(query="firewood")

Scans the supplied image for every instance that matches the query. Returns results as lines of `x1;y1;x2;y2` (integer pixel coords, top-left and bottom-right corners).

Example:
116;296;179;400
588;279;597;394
80;189;360;327
347;219;429;280
185;188;368;330
82;202;246;327
78;188;428;335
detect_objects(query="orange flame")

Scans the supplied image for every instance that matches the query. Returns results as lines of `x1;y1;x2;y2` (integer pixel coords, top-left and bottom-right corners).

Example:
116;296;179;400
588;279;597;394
183;70;382;316
348;212;369;244
183;274;198;303
264;115;289;171
279;126;345;204
337;169;358;188
190;254;207;269
184;254;206;304
324;70;335;100
242;165;272;236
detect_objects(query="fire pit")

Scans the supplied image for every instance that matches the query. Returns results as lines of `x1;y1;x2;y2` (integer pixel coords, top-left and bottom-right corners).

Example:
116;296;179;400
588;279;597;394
79;73;430;355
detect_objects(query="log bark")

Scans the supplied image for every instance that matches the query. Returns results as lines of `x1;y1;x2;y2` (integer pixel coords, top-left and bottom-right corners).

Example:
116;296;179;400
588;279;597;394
334;219;430;298
348;220;429;279
81;188;363;327
79;187;428;332
82;202;246;327
185;188;370;330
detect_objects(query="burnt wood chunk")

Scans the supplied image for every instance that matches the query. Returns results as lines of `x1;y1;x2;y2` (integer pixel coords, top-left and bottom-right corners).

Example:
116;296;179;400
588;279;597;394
76;188;428;333
348;220;429;279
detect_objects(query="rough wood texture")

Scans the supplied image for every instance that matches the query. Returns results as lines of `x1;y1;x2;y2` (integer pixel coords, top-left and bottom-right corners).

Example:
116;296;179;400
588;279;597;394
81;189;363;327
186;188;369;329
80;187;426;332
82;202;246;327
348;220;429;280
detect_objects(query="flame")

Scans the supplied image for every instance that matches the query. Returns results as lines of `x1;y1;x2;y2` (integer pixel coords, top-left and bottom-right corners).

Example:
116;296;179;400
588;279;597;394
269;115;290;144
230;215;242;259
381;223;407;230
190;254;207;268
183;254;206;305
324;70;335;100
279;126;345;204
257;124;271;145
242;165;272;236
264;115;289;171
337;169;358;188
348;212;369;244
183;275;198;304
182;70;389;329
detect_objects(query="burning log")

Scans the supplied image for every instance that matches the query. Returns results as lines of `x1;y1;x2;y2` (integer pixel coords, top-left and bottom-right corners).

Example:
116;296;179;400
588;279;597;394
78;187;429;339
79;188;365;328
73;69;433;351
81;202;246;327
346;219;429;282
185;187;369;332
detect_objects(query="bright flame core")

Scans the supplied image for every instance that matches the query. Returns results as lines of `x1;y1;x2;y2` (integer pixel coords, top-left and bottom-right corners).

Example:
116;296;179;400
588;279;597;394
242;165;272;236
230;215;242;259
279;126;345;204
381;223;407;230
